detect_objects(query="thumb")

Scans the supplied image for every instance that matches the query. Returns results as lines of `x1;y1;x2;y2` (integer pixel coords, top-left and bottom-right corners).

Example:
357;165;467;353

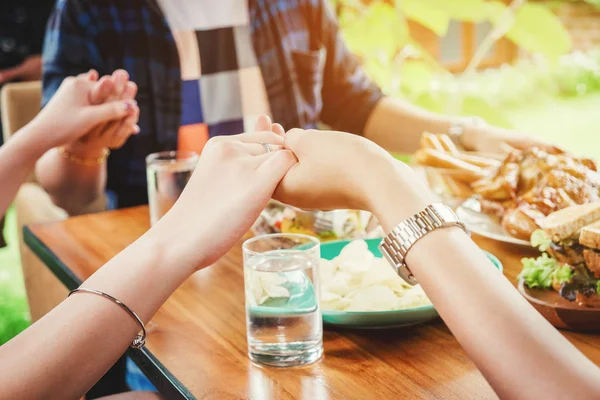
82;99;136;126
257;150;298;182
254;115;272;132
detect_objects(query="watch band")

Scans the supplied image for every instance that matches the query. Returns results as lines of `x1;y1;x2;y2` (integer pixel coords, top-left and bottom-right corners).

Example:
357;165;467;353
448;116;487;148
379;203;469;285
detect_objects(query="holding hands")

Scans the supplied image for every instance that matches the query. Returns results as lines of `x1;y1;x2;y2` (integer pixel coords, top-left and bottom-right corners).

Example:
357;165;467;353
158;126;297;269
157;115;440;273
32;69;139;156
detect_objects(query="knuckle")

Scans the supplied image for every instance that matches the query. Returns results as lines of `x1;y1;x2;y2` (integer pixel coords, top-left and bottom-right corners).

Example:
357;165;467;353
205;137;236;157
283;128;306;148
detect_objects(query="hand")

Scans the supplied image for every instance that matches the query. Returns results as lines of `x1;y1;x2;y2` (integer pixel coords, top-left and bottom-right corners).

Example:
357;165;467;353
0;56;42;84
61;70;140;159
30;71;139;153
462;124;552;154
156;131;297;270
274;129;435;220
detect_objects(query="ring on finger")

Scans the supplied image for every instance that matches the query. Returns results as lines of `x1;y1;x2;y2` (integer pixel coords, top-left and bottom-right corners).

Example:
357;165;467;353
259;142;272;154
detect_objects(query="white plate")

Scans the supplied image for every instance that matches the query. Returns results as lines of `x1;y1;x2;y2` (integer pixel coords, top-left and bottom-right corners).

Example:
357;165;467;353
456;198;531;247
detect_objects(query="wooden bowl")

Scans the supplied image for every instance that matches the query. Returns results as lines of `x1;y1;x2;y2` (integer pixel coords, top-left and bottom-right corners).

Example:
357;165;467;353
518;280;600;331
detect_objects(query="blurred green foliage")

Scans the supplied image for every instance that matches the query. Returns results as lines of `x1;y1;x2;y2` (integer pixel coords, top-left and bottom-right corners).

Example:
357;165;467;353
331;0;600;127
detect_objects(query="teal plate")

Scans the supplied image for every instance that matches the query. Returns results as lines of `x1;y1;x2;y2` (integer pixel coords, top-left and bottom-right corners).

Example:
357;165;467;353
320;238;503;329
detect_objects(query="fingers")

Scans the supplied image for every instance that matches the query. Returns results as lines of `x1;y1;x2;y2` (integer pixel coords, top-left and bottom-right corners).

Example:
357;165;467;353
89;76;115;105
76;69;99;81
241;143;283;156
255;150;298;181
88;69;99;81
82;99;138;129
254;115;272;132
272;123;285;136
122;81;138;100
108;108;141;149
111;69;130;99
500;142;516;154
282;128;309;150
235;130;284;145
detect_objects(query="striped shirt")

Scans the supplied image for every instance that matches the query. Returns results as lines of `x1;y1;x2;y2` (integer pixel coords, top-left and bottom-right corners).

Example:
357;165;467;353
42;0;383;207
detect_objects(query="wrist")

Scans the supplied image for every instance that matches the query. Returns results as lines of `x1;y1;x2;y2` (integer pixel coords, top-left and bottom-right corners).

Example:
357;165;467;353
452;117;488;151
147;211;211;275
63;141;109;159
12;121;52;162
366;161;436;232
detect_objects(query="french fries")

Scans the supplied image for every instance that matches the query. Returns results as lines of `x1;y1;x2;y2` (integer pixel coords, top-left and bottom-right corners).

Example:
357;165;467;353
415;132;501;198
437;134;460;156
414;148;485;183
420;132;445;152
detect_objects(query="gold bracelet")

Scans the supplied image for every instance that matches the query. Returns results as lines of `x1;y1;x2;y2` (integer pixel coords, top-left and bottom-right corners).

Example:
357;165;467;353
58;147;110;166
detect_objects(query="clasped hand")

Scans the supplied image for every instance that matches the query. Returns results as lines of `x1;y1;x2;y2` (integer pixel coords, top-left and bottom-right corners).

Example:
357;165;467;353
159;116;436;272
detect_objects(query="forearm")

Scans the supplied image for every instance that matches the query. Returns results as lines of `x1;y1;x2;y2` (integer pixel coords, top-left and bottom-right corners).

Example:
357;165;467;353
0;225;192;399
35;145;106;215
373;174;600;399
0;123;51;217
363;96;458;154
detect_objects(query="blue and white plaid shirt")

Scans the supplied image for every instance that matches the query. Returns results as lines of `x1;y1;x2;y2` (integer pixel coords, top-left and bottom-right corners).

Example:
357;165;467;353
42;0;383;207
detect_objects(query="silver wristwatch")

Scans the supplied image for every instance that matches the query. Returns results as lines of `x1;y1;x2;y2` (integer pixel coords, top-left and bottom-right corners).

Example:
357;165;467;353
448;116;487;148
378;203;469;285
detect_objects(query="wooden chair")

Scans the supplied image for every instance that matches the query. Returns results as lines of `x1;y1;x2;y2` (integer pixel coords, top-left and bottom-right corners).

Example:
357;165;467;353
1;81;107;321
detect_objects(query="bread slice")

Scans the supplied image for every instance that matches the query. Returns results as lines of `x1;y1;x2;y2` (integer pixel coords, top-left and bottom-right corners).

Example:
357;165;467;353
540;202;600;242
580;220;600;250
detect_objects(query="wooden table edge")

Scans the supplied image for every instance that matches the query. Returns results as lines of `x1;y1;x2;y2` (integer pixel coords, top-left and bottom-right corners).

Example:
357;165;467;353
23;225;196;400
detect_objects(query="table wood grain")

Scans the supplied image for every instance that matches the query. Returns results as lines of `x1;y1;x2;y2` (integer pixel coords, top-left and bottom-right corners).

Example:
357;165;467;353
24;206;600;400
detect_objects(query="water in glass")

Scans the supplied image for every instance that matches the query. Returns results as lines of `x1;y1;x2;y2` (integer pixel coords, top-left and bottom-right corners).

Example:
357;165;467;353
245;247;323;367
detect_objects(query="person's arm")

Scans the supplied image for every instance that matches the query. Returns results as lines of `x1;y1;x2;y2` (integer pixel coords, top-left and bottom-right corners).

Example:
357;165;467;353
37;0;112;215
314;2;467;152
0;123;50;216
36;70;138;215
316;2;385;136
276;128;600;399
371;166;600;399
0;128;295;399
0;73;138;219
362;97;549;154
315;3;547;155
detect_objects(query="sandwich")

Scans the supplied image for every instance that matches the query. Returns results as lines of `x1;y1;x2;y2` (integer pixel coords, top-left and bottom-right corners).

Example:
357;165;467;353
520;202;600;306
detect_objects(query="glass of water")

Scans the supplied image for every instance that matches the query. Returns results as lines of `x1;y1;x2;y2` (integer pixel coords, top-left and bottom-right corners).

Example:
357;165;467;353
243;234;323;367
146;151;198;226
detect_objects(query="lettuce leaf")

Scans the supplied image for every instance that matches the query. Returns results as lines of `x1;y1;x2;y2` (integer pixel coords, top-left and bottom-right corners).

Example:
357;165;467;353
554;264;574;284
597;280;600;295
519;253;572;289
530;229;551;252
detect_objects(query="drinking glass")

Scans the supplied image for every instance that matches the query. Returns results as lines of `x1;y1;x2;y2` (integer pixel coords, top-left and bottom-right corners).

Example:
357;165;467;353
146;151;198;226
243;234;323;367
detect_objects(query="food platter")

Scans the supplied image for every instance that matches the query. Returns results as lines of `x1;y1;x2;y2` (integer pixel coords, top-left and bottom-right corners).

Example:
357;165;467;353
416;132;600;245
319;238;503;329
518;280;600;331
456;197;531;247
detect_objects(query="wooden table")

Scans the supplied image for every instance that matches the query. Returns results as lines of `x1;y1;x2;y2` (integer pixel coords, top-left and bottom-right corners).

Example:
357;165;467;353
24;206;600;400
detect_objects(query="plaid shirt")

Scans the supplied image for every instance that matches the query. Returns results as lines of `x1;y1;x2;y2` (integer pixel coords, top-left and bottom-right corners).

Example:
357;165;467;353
43;0;383;207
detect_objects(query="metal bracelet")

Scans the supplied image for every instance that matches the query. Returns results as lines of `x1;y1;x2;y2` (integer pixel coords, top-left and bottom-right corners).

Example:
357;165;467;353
68;288;146;349
58;147;110;166
448;116;488;148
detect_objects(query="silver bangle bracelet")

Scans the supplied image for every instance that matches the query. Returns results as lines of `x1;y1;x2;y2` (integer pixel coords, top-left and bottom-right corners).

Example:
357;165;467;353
68;288;146;349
